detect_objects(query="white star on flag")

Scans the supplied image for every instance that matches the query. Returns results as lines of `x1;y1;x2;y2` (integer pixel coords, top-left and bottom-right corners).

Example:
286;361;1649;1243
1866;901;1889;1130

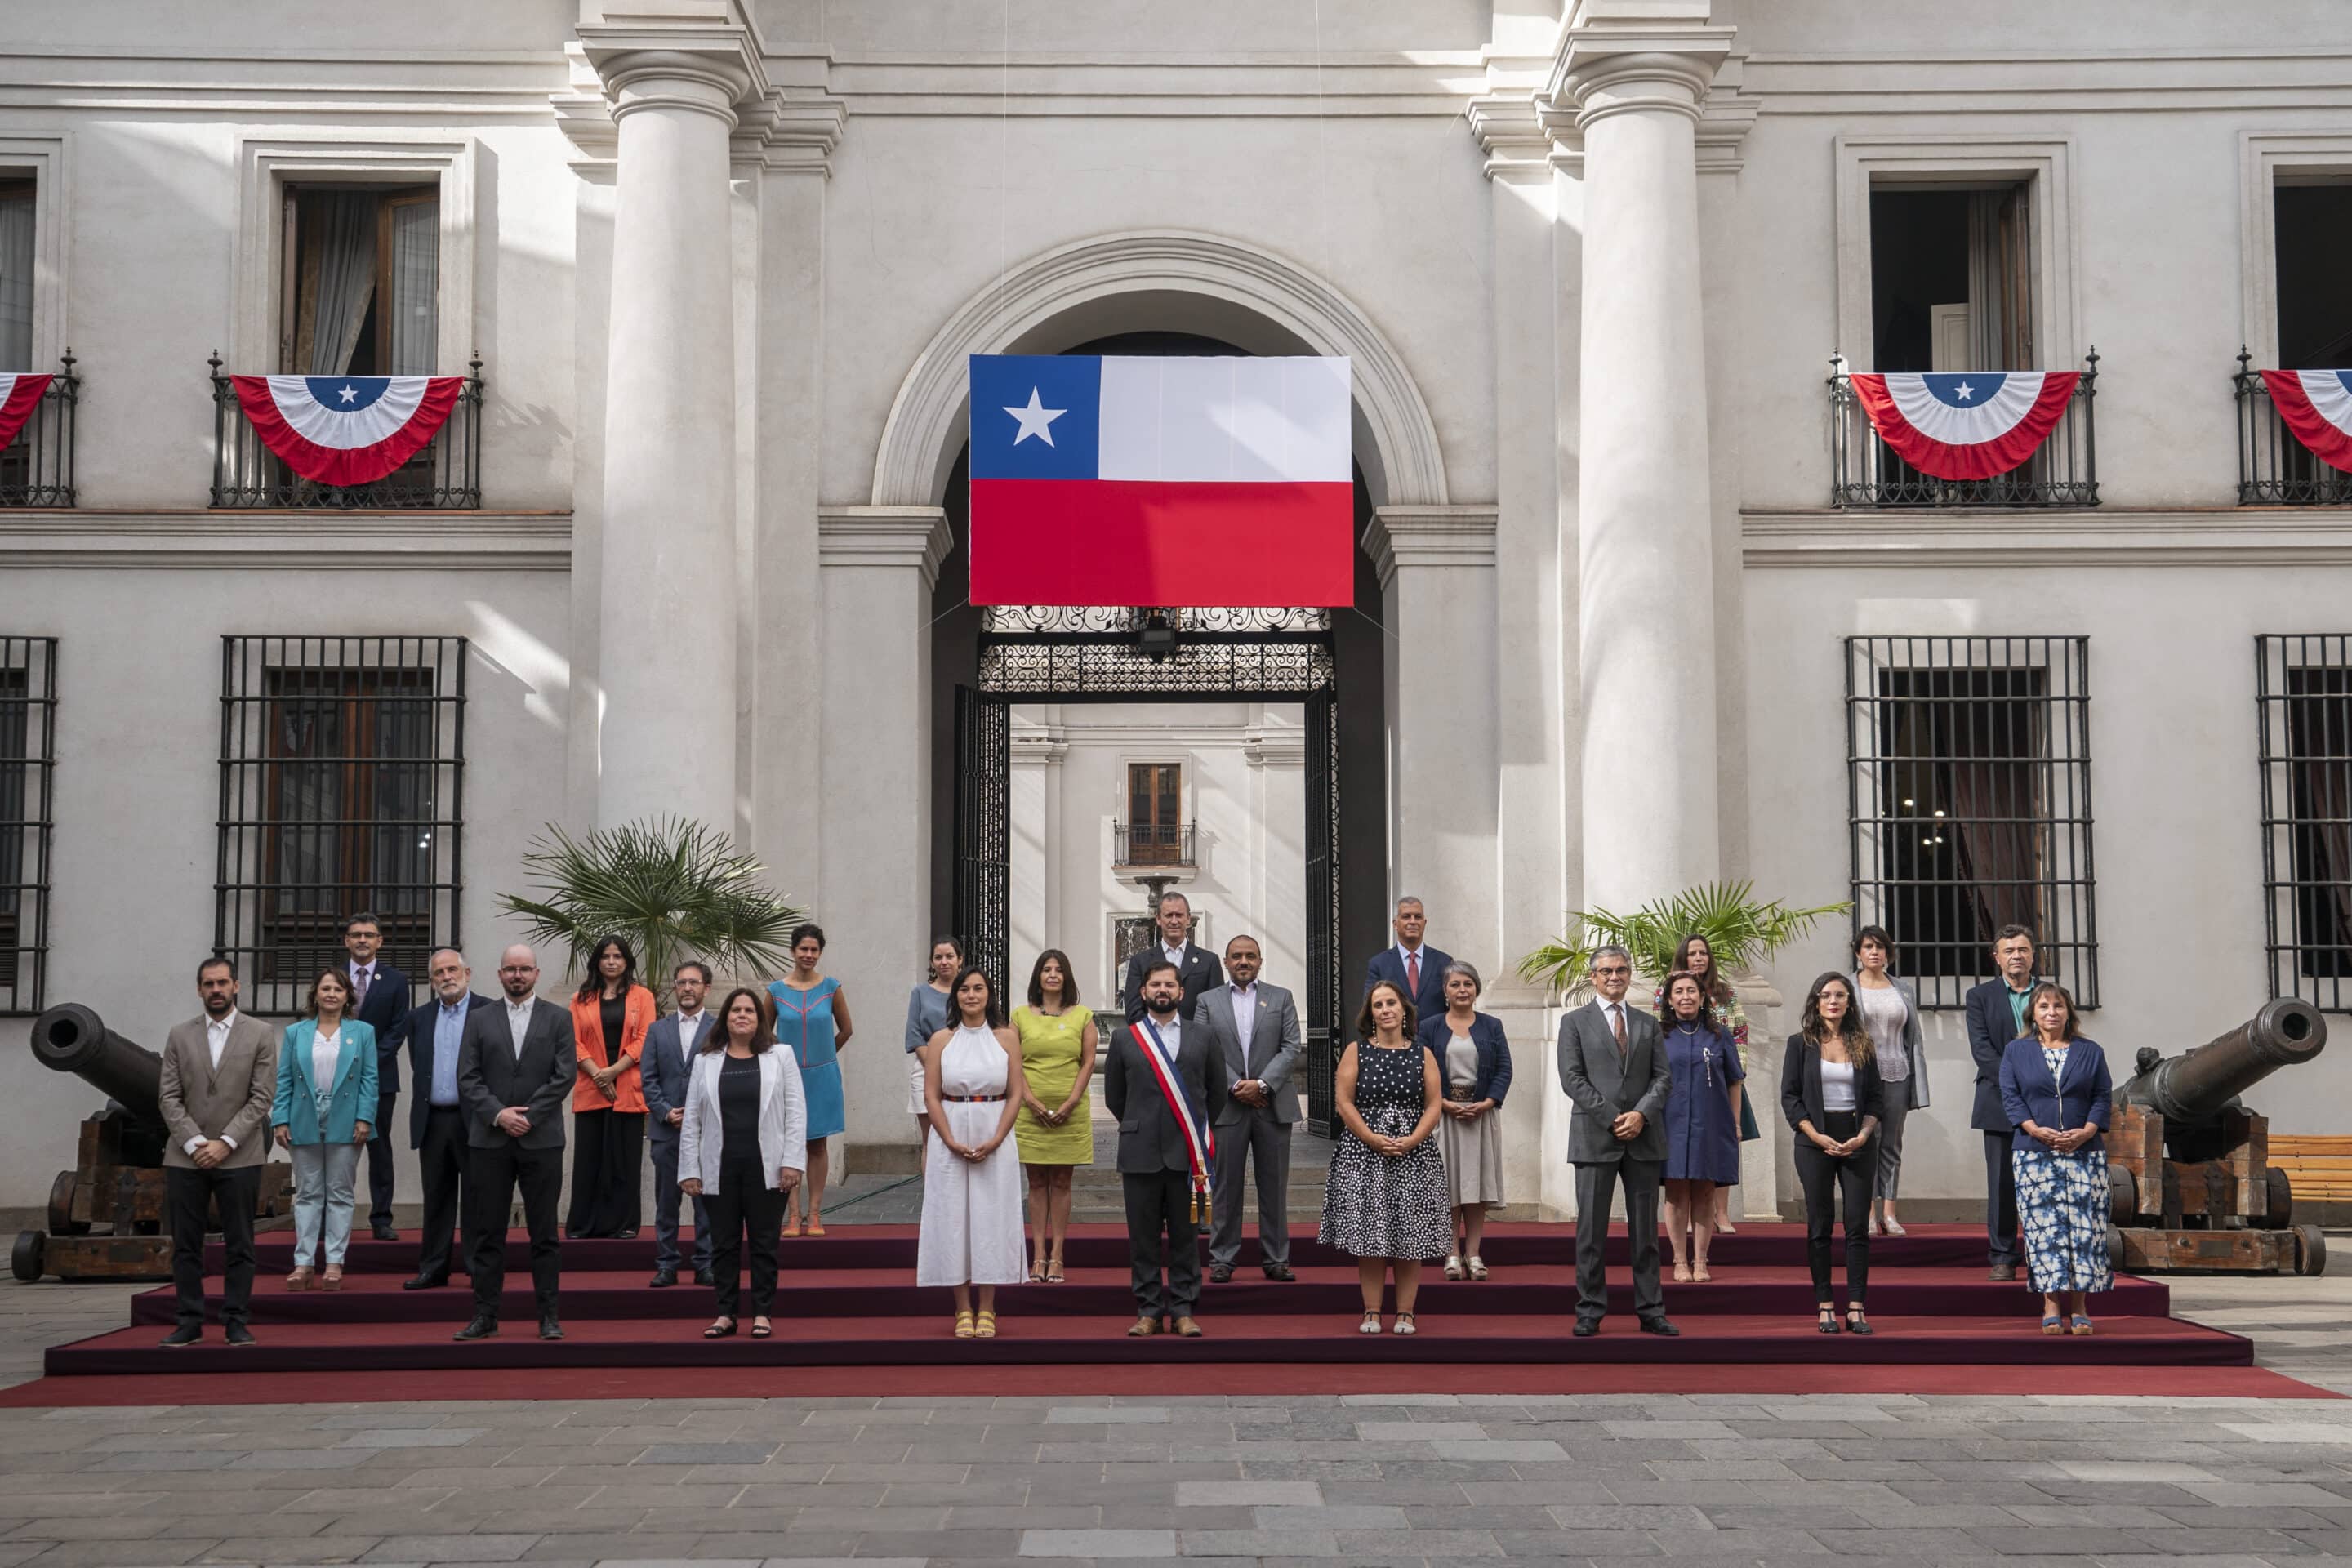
338;384;359;404
1953;381;1975;401
1004;387;1066;447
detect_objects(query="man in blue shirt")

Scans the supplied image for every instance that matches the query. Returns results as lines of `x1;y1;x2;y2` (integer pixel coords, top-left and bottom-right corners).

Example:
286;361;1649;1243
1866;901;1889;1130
1963;926;2039;1281
399;948;493;1290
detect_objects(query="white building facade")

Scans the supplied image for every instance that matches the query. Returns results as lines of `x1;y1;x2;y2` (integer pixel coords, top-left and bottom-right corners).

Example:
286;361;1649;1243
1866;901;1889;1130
2;0;2350;1220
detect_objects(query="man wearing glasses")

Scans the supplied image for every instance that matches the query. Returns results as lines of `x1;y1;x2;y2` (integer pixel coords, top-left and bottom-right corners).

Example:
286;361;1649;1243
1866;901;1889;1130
1556;945;1677;1338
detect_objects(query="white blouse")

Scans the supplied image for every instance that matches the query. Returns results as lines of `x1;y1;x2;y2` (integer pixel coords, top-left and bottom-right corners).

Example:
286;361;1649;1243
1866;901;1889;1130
311;1027;341;1092
1820;1057;1858;1112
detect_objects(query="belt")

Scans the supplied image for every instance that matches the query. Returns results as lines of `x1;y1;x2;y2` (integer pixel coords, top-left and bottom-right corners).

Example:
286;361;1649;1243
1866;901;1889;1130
942;1093;1006;1103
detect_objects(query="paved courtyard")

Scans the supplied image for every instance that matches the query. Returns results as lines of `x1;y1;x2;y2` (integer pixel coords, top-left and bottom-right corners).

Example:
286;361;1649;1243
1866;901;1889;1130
0;1270;2346;1567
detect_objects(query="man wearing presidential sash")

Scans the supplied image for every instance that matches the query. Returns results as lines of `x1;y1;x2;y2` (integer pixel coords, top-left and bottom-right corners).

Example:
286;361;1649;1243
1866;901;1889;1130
1104;960;1227;1338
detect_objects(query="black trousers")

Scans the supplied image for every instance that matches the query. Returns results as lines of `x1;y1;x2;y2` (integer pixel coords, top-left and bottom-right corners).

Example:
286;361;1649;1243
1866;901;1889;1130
1796;1110;1872;1306
1983;1129;2022;1267
366;1090;399;1227
167;1164;261;1329
1123;1168;1202;1320
1573;1157;1664;1323
414;1106;469;1282
702;1152;786;1318
467;1140;563;1317
566;1108;644;1236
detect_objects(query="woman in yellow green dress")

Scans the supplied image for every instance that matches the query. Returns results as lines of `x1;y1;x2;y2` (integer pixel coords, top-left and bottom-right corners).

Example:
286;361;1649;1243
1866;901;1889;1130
1013;949;1097;1283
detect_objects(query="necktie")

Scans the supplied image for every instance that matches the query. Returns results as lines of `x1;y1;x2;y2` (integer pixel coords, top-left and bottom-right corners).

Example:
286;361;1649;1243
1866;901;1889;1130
1610;1004;1627;1060
353;967;370;1011
1405;951;1420;998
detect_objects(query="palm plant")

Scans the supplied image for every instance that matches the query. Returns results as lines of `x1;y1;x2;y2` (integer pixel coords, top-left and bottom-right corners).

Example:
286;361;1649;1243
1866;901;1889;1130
1517;880;1848;999
497;817;804;991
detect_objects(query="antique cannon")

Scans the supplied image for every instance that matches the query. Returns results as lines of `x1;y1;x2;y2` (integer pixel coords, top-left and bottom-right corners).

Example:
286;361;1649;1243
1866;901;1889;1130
2106;998;2328;1275
11;1003;292;1282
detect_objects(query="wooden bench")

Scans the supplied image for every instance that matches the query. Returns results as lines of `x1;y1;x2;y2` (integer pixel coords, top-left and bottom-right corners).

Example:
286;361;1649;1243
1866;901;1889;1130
2270;1134;2352;1201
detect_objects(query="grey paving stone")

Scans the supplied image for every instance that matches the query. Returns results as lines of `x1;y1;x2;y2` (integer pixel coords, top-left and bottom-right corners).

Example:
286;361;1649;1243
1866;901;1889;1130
9;1544;211;1566
632;1444;778;1466
336;1428;488;1450
1017;1527;1177;1557
1174;1526;1337;1556
2057;1462;2222;1485
1044;1409;1171;1425
360;1535;543;1562
1352;1421;1487;1443
1433;1439;1571;1462
1334;1527;1506;1557
83;1450;243;1472
2181;1481;2352;1506
1174;1480;1320;1507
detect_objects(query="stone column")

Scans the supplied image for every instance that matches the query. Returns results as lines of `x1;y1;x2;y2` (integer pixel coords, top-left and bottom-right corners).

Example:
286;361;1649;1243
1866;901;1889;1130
1557;9;1732;912
586;39;751;831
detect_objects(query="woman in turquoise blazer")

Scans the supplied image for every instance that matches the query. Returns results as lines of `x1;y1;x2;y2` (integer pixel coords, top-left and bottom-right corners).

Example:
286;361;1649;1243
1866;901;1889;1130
271;969;379;1290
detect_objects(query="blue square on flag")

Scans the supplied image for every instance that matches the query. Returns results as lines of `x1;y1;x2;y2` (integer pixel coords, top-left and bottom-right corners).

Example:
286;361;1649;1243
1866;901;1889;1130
970;355;1100;480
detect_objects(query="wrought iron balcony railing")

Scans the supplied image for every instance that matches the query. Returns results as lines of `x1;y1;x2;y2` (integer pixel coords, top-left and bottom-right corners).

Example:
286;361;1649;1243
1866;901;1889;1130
0;353;78;507
1829;352;2099;509
1113;821;1196;868
2235;349;2352;506
209;354;483;509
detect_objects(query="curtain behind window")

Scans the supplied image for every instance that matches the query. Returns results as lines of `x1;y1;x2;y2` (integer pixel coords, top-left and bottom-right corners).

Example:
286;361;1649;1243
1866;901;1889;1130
303;191;378;374
0;188;33;372
387;197;439;375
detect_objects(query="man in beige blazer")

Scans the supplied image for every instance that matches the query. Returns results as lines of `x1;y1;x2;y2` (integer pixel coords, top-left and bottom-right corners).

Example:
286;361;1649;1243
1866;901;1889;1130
157;956;280;1347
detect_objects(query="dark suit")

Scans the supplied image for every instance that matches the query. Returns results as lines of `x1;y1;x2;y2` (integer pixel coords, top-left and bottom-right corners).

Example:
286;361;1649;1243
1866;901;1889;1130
1364;944;1452;1028
1200;982;1303;1269
1556;997;1671;1325
400;991;494;1283
350;960;412;1229
640;1009;715;1274
1121;942;1225;1023
1103;1015;1227;1320
456;996;575;1318
1964;976;2036;1267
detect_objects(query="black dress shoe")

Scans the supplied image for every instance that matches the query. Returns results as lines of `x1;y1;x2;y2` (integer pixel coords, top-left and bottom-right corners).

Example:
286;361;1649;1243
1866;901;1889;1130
401;1273;448;1291
648;1269;678;1288
694;1266;715;1287
453;1314;499;1342
158;1323;202;1348
1209;1263;1234;1284
1262;1263;1295;1281
1989;1262;2019;1282
539;1314;564;1341
224;1322;257;1347
371;1221;399;1242
1638;1316;1682;1337
1572;1318;1601;1338
616;1229;639;1240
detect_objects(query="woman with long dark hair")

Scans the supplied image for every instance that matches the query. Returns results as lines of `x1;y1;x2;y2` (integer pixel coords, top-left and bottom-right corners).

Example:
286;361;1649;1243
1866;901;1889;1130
1655;933;1755;1233
567;934;654;1238
916;964;1027;1339
903;936;963;1147
2000;981;2112;1334
1851;924;1929;1236
678;986;807;1339
772;922;854;1236
1780;972;1884;1334
1659;968;1743;1283
1319;980;1450;1334
1013;948;1096;1283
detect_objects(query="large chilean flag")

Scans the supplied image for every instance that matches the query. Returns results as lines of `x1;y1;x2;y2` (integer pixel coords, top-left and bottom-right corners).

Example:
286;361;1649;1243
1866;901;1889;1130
967;354;1354;607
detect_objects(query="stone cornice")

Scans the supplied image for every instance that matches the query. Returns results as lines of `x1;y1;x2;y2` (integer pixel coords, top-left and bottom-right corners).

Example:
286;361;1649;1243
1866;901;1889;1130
1741;508;2352;568
1548;2;1735;131
0;510;571;571
1362;504;1500;588
817;505;953;585
731;89;846;173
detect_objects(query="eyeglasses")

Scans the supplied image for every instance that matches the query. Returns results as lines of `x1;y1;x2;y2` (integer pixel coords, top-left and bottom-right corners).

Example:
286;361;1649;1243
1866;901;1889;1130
1592;965;1630;977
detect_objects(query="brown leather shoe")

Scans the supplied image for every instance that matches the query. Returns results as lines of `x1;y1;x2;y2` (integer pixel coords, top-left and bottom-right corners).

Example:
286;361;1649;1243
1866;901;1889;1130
1174;1316;1205;1338
1128;1316;1160;1336
1990;1262;2018;1282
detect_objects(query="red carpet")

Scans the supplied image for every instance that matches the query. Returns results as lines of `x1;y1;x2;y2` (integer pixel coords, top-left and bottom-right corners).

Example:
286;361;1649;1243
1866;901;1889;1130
29;1221;2279;1401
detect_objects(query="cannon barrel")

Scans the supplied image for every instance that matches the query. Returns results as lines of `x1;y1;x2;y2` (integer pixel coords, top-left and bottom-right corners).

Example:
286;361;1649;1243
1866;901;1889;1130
29;1003;164;1126
2114;997;2327;1125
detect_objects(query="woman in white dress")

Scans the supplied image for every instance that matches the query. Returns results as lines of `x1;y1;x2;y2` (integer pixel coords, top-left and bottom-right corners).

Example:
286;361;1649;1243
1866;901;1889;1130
916;964;1029;1339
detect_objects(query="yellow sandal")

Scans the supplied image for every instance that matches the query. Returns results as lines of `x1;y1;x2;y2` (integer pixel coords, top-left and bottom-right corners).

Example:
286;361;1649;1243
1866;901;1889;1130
974;1310;998;1339
953;1310;976;1339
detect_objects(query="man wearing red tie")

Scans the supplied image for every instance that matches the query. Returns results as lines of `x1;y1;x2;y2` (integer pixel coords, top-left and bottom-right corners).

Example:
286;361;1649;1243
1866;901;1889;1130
343;912;412;1242
1362;896;1451;1027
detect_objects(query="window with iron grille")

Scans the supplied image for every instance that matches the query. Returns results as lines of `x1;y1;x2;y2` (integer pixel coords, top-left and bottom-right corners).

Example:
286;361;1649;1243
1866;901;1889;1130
215;637;464;1015
0;637;57;1013
1846;636;2097;1009
2256;635;2352;1009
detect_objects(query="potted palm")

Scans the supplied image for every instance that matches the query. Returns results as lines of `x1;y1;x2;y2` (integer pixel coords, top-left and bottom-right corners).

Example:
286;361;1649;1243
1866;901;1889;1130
1516;880;1846;1000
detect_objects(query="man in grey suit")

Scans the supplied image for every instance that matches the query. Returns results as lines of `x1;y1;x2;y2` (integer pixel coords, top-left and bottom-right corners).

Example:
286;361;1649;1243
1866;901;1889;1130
1557;944;1678;1338
156;956;280;1348
642;959;716;1288
1200;935;1303;1283
453;943;576;1343
1104;960;1227;1337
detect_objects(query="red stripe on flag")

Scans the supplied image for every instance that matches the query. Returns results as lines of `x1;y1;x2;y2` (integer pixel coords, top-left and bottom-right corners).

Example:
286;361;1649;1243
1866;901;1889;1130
2262;370;2352;474
0;373;51;457
229;375;464;488
969;479;1355;607
1849;372;2078;482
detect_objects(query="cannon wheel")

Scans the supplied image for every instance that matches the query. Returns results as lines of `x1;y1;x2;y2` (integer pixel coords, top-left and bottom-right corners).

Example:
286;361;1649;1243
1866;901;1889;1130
2106;1224;2127;1272
2107;1165;2138;1221
46;1171;87;1237
10;1231;43;1282
2294;1224;2328;1276
2259;1166;2293;1229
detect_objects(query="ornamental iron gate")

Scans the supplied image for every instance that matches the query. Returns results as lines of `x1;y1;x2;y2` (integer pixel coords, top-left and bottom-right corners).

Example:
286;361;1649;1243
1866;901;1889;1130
955;606;1346;1135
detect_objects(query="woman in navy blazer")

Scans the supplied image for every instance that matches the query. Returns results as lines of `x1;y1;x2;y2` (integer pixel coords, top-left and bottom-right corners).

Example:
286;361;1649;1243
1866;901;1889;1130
1414;962;1511;1281
271;969;379;1290
1998;981;2113;1335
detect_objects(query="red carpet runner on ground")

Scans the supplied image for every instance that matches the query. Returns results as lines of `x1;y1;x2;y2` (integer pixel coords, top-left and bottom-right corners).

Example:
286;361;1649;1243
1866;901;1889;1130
22;1222;2306;1405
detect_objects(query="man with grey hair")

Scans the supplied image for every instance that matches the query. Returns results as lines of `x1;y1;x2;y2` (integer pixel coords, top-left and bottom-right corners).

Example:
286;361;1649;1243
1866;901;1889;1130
1121;889;1224;1023
394;947;495;1291
1363;895;1452;1026
1556;943;1677;1338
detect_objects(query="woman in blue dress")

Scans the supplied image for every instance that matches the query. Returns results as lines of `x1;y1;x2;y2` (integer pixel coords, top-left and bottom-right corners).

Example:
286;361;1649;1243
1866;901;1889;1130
1999;981;2112;1336
1659;969;1744;1282
771;921;853;1236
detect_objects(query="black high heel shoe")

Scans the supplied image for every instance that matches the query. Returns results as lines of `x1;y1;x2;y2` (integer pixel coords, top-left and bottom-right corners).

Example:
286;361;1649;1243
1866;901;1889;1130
1845;1306;1873;1335
1816;1305;1841;1334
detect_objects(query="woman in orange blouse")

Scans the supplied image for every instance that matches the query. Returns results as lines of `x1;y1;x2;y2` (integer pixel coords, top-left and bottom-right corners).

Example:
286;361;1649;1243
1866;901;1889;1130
567;934;657;1238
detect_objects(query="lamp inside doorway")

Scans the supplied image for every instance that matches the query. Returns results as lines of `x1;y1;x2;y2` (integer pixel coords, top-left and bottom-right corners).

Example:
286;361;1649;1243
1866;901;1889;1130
1135;608;1178;662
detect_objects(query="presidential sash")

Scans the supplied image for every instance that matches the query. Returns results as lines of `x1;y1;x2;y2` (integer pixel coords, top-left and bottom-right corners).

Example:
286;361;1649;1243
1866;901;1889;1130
1138;1017;1217;1225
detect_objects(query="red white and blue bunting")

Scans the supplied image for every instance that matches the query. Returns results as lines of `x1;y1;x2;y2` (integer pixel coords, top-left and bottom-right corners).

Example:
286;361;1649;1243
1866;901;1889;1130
2261;370;2352;474
1848;370;2081;482
229;374;464;487
0;372;52;458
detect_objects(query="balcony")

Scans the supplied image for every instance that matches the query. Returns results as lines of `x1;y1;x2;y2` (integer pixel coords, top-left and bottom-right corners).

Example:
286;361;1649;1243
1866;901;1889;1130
0;354;78;507
1113;821;1196;870
209;354;483;509
1829;353;2099;509
2235;351;2352;506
